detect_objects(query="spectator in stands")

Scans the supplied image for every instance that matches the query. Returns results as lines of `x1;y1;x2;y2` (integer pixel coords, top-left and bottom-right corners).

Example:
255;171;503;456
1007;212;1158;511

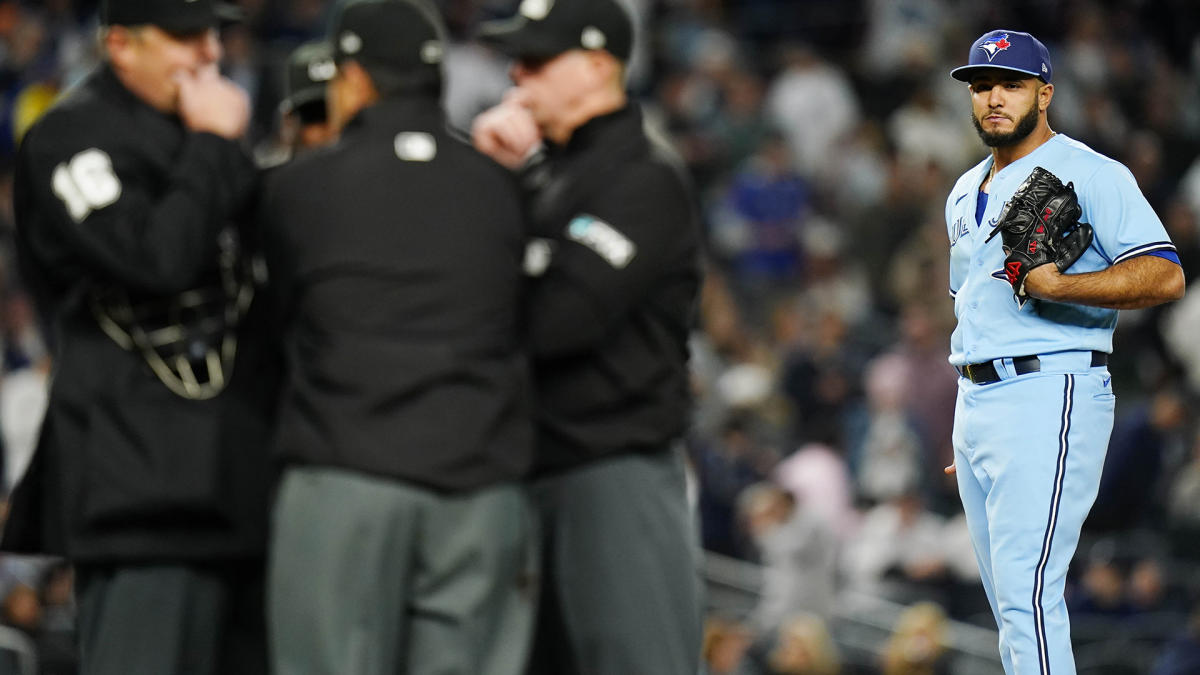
886;81;972;175
938;513;990;622
1165;430;1200;560
850;352;926;505
843;491;949;604
880;602;951;675
1151;607;1200;675
794;219;874;330
766;613;842;675
780;308;866;449
707;131;812;290
1087;387;1188;533
1069;555;1133;620
701;616;754;675
764;43;859;181
691;417;774;559
739;613;841;675
876;302;958;510
737;482;838;630
0;350;48;493
773;439;857;543
34;561;75;675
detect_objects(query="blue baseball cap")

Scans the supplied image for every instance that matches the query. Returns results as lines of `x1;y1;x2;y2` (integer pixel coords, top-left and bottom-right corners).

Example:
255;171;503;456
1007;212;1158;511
951;30;1052;83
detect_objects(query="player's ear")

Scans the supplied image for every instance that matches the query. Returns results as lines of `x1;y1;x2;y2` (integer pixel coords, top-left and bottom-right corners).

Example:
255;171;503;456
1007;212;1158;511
1038;82;1054;112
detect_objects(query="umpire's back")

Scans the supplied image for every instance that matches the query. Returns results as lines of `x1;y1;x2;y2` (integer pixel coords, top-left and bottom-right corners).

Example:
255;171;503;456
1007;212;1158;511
259;0;531;491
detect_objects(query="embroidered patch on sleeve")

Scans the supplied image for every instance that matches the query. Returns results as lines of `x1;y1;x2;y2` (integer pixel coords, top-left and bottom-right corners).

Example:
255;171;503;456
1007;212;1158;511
565;214;636;269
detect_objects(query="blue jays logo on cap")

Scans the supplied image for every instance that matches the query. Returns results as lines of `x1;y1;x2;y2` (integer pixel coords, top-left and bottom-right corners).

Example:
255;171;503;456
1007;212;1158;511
978;33;1012;62
951;29;1052;84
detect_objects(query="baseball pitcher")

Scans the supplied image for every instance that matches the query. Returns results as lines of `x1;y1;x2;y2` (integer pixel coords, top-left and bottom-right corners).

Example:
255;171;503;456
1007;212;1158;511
945;29;1184;674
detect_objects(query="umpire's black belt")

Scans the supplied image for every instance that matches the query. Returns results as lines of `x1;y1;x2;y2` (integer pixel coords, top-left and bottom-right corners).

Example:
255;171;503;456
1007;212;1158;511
956;351;1108;385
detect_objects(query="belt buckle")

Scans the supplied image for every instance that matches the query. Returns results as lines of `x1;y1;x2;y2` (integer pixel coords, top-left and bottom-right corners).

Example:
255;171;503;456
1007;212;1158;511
964;363;975;381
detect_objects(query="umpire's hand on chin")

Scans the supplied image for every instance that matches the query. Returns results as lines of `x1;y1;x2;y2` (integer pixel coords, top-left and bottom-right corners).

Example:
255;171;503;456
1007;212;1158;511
472;89;542;170
176;66;250;139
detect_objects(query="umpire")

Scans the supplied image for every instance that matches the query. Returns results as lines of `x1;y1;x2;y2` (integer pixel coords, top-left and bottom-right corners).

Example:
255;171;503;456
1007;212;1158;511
260;1;535;673
473;0;704;672
2;0;275;672
278;40;337;155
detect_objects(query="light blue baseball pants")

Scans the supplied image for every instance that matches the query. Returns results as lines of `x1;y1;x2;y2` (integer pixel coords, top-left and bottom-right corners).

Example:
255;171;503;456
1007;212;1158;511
952;350;1114;675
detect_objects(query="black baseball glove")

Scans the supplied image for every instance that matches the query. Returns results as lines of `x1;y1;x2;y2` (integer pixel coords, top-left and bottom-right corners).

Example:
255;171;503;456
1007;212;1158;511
985;166;1094;298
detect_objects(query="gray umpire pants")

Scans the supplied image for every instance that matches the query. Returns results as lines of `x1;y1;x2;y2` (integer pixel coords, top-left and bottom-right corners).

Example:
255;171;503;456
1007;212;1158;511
526;447;703;675
76;562;266;675
268;466;536;675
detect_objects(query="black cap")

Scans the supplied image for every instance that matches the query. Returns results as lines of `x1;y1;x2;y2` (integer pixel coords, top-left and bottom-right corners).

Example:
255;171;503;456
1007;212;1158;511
281;41;335;114
331;0;446;77
478;0;633;63
102;0;243;33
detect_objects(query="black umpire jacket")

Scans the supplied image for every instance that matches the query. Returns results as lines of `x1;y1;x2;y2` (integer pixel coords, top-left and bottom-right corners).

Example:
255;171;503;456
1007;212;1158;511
259;95;532;491
1;66;276;562
523;104;701;474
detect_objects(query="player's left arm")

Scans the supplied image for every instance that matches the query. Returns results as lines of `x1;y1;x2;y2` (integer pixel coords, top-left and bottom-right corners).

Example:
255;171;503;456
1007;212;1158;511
1025;161;1185;309
1024;254;1184;309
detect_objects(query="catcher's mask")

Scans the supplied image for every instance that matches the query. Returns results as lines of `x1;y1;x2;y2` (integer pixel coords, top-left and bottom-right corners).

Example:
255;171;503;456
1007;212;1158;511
91;228;262;400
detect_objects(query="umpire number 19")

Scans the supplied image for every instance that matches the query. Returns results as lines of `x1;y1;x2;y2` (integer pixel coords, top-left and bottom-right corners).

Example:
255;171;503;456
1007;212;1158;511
52;148;122;223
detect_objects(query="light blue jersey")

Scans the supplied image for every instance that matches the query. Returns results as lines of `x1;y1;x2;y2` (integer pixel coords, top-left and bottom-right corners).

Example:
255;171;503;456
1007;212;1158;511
947;133;1179;675
945;133;1176;366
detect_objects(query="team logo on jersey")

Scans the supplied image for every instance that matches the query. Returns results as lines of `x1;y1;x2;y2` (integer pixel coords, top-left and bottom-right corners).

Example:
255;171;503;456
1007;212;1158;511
991;268;1030;308
950;216;969;247
978;34;1012;62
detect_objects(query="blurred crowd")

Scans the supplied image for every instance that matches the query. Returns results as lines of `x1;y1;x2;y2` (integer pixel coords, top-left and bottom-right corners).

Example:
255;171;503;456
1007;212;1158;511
0;0;1198;673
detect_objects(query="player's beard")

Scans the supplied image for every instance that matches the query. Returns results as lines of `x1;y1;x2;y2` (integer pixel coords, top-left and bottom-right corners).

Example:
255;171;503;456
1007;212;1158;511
972;98;1039;147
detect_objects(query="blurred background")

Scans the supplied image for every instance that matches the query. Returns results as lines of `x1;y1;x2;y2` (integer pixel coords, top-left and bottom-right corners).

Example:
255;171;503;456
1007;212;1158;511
0;0;1198;673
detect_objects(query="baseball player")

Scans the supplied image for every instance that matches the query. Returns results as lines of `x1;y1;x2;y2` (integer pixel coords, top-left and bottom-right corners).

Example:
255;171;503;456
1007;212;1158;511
472;0;703;672
945;30;1184;674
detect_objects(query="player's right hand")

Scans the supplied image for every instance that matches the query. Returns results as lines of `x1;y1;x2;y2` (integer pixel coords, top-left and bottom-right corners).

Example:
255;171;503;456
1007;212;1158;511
176;66;250;140
471;89;542;170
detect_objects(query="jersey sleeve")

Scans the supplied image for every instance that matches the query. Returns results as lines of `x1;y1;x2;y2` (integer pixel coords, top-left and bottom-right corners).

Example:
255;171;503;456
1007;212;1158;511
1078;161;1176;266
525;161;697;357
18;117;257;295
